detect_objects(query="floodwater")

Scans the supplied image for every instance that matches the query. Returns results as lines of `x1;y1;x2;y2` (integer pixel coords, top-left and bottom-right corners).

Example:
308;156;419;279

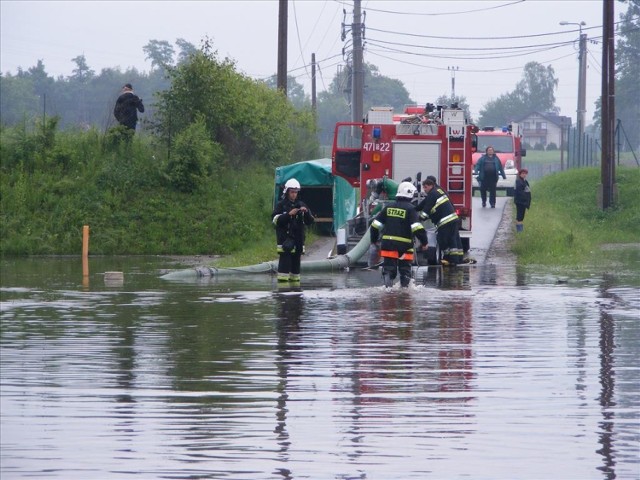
1;255;639;480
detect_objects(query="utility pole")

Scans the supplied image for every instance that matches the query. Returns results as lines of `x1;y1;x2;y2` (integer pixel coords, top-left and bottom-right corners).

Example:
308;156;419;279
577;32;587;141
560;20;587;163
448;66;459;98
277;0;288;95
311;53;317;114
352;0;364;123
600;0;616;209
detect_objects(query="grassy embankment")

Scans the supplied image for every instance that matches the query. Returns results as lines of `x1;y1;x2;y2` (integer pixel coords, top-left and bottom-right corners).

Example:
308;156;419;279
0;126;297;264
512;166;640;266
1;124;636;268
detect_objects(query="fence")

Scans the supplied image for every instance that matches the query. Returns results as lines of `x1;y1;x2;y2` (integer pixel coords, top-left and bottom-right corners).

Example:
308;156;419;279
566;127;599;168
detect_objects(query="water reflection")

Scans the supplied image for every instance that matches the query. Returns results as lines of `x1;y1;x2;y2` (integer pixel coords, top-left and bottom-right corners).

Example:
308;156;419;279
1;257;639;479
597;275;617;480
273;290;304;479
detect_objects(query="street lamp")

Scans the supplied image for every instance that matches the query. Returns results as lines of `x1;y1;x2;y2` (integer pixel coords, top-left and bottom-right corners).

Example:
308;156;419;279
560;20;587;166
559;20;586;33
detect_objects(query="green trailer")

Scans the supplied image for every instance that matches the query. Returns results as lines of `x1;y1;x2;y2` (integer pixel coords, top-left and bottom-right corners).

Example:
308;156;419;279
273;158;357;234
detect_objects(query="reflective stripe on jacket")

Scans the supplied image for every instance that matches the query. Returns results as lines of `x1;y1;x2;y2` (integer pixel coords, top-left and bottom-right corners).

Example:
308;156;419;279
370;199;428;255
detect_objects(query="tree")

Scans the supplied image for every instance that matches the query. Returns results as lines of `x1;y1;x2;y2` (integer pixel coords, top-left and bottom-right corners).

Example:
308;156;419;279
263;74;310;110
315;62;413;146
478;62;558;127
363;64;412;112
175;38;198;65
613;0;640;149
143;40;175;69
435;93;472;123
70;55;95;82
26;60;54;98
153;40;317;167
0;73;39;124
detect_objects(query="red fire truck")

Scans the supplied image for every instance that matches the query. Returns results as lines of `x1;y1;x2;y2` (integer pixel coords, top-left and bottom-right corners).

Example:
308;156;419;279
472;124;526;196
331;104;477;254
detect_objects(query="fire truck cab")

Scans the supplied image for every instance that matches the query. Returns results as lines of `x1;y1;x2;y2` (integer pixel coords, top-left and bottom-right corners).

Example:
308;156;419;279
472;125;526;196
331;104;476;254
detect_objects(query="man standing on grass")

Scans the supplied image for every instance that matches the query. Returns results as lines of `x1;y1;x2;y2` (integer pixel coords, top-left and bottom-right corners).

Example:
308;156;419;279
114;83;144;133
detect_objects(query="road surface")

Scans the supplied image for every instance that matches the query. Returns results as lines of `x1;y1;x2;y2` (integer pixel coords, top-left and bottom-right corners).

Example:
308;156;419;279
306;195;512;265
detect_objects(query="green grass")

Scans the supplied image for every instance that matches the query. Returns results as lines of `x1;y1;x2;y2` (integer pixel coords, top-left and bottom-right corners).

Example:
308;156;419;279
513;166;640;266
522;150;565;164
0;125;282;257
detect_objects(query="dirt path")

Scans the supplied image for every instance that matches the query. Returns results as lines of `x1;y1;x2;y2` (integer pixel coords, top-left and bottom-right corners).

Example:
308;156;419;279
485;201;517;265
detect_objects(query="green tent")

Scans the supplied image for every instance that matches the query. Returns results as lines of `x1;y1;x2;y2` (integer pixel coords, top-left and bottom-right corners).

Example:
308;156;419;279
274;158;358;234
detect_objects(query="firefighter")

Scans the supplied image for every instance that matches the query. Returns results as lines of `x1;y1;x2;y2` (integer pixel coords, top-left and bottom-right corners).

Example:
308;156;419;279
272;178;315;283
370;181;428;288
418;178;463;266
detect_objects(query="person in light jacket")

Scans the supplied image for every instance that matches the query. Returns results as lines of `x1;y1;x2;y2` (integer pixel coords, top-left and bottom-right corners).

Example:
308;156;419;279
514;168;531;232
474;146;506;208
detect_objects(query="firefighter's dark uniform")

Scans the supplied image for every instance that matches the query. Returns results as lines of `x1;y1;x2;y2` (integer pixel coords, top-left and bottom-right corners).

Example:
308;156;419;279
370;198;428;287
272;197;314;282
418;186;464;265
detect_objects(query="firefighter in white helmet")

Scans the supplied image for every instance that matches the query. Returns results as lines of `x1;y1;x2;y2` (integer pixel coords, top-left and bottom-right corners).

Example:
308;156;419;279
271;178;315;283
370;181;428;288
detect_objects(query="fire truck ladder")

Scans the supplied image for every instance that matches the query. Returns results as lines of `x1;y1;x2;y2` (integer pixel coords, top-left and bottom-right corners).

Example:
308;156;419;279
446;137;466;207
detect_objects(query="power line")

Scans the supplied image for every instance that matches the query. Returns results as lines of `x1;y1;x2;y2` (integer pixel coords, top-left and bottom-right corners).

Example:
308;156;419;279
366;40;572;61
350;0;525;17
366;36;576;52
365;24;604;41
367;49;577;73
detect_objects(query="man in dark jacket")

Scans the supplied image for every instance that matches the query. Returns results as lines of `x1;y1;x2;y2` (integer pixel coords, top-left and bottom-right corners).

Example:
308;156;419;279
114;83;145;131
418;178;463;266
474;146;506;208
272;178;315;283
370;181;428;288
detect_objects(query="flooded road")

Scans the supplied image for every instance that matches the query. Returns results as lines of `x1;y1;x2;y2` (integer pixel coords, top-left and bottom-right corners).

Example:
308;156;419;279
1;256;639;479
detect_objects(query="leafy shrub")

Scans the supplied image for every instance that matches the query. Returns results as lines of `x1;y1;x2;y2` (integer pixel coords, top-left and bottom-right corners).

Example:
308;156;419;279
163;118;222;192
546;142;558;151
533;142;545;151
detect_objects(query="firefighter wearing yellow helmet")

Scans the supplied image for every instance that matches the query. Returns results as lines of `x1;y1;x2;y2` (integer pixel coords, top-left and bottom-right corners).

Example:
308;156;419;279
370;181;428;288
271;178;315;283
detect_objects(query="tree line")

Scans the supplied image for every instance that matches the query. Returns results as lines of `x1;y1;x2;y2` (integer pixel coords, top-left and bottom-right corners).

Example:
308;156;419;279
2;3;638;152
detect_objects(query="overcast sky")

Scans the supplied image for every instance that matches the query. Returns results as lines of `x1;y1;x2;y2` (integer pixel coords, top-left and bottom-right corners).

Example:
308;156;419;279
1;0;627;122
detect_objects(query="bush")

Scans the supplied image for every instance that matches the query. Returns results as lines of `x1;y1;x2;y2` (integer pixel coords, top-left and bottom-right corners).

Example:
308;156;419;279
546;142;558;151
163;118;223;193
533;142;545;151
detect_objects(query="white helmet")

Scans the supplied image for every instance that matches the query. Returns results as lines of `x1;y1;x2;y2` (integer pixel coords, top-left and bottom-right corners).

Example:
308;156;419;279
283;178;301;194
396;181;416;199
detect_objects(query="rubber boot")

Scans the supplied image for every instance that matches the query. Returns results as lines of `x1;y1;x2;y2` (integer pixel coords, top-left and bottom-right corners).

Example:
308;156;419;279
516;223;524;233
382;272;394;288
400;275;411;288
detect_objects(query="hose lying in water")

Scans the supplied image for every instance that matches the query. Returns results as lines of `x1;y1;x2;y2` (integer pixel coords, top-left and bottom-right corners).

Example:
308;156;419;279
160;227;372;280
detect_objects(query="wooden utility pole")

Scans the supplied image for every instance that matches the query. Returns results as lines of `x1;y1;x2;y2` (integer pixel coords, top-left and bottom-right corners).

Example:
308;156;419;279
599;0;616;209
277;0;288;95
352;0;364;123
